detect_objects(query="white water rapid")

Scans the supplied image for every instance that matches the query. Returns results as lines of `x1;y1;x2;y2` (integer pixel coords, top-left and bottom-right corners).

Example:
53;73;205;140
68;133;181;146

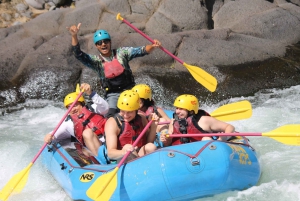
0;85;300;201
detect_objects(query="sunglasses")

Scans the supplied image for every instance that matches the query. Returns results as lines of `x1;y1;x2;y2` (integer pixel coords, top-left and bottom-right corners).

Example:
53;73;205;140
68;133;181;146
96;39;111;46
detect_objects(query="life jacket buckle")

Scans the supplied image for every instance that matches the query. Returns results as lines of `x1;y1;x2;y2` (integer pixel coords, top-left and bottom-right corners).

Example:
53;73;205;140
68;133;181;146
82;119;90;126
92;127;97;132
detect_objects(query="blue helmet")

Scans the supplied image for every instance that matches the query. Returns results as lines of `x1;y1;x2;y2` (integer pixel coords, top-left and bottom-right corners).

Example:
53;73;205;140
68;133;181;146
93;30;111;44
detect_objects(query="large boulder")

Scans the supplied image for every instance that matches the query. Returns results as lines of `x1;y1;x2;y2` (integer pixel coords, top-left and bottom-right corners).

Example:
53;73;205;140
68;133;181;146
0;0;300;109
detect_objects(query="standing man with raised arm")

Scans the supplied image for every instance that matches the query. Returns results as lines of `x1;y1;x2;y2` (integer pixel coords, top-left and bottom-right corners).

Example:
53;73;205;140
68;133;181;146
67;23;161;118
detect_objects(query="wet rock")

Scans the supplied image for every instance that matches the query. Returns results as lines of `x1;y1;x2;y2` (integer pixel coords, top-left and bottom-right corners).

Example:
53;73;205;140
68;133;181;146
1;13;12;21
214;0;277;29
25;0;44;9
20;10;32;18
15;3;29;12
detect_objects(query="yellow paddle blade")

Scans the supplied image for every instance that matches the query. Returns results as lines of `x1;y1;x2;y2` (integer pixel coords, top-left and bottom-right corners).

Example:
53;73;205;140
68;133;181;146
116;13;123;21
183;62;217;92
86;167;118;201
75;83;80;93
210;100;252;121
0;163;33;201
263;124;300;145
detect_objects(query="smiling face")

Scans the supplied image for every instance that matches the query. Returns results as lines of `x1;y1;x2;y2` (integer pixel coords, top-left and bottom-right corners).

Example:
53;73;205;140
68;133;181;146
175;107;189;119
119;110;137;122
67;102;83;115
95;39;112;57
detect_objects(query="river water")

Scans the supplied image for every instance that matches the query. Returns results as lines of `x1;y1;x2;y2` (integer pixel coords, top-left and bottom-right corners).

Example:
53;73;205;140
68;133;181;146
0;85;300;201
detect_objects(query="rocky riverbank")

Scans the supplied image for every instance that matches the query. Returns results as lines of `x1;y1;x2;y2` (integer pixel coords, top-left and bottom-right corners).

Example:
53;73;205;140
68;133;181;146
0;0;300;109
0;0;74;28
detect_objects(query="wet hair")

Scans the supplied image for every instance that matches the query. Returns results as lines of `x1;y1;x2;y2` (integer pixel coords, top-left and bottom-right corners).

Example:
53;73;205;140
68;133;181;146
80;101;85;106
188;110;195;116
141;98;155;108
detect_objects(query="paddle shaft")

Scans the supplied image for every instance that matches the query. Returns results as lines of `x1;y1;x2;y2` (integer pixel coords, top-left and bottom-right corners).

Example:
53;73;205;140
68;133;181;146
89;120;154;200
119;17;184;64
163;124;300;146
32;91;84;163
166;133;297;137
0;91;84;201
117;120;153;167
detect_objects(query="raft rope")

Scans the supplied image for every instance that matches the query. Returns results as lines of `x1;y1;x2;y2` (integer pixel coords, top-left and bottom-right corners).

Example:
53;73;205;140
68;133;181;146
156;137;254;159
47;137;254;173
159;141;214;159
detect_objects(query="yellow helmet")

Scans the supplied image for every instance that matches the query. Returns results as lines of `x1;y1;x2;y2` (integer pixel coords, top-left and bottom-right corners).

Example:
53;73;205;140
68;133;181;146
63;84;85;108
117;90;140;111
132;84;152;100
173;94;199;114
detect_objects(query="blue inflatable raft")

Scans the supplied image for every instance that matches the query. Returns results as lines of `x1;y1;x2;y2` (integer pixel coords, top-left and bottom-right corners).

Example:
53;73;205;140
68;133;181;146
42;136;261;201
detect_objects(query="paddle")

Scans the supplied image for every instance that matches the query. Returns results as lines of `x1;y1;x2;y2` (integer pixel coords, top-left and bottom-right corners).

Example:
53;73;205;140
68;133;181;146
165;124;300;146
0;91;84;201
209;100;252;121
86;120;154;201
116;13;218;92
159;100;252;125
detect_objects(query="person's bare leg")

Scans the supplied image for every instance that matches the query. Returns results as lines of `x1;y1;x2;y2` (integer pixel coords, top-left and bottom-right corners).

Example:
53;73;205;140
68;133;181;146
82;128;102;156
138;143;157;157
156;118;169;132
202;137;213;141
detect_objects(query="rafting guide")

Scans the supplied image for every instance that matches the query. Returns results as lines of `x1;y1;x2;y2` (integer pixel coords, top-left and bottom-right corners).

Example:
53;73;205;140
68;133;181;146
68;23;161;118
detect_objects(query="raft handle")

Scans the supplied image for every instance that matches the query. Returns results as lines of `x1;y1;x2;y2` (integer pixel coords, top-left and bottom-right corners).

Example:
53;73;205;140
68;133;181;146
190;157;200;166
209;144;217;150
60;163;67;170
167;152;175;158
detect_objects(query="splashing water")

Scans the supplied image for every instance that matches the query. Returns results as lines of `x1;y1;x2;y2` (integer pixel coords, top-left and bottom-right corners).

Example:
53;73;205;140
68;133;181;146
0;85;300;201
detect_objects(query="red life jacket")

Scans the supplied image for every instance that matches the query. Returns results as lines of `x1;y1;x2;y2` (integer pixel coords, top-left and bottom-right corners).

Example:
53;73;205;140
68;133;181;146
100;50;135;93
172;110;210;146
114;114;146;149
71;106;106;145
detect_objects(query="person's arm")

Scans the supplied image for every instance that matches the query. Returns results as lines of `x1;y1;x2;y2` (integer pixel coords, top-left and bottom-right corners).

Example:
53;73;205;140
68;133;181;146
67;23;81;46
105;117;137;160
68;24;103;77
159;119;174;147
80;83;109;115
44;120;74;143
145;39;161;53
157;107;171;121
199;116;235;140
90;93;109;115
105;118;123;160
201;116;235;133
146;113;160;143
118;39;161;63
